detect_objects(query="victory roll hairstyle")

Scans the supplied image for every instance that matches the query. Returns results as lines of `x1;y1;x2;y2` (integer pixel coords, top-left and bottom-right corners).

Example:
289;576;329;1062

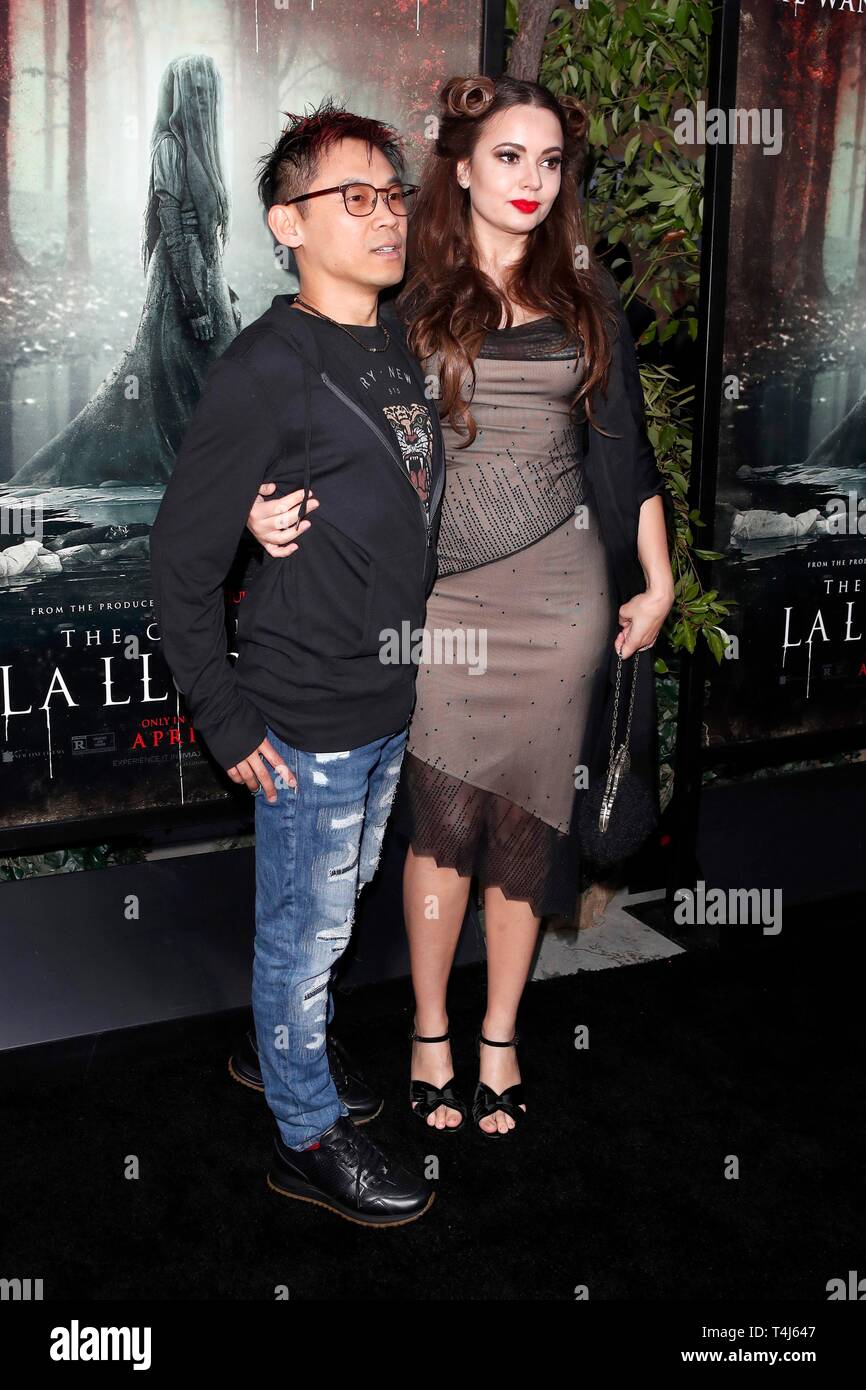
397;75;619;445
256;95;407;213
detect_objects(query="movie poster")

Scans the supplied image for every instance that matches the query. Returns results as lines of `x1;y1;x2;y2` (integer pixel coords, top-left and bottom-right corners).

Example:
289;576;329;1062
702;0;866;749
0;0;485;835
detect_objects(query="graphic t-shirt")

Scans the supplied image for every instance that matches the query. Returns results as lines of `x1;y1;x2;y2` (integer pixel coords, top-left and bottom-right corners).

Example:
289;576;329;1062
293;309;433;513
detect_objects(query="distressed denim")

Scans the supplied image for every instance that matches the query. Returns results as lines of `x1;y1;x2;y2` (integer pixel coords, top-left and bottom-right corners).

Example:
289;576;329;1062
252;723;407;1150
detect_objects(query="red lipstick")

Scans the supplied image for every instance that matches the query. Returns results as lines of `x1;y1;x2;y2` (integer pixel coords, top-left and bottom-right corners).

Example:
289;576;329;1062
510;200;539;213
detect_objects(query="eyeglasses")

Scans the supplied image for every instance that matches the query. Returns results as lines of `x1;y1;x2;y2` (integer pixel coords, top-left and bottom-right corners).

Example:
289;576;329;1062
283;181;418;217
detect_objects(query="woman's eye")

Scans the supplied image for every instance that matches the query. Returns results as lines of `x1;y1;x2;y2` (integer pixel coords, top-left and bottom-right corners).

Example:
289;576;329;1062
498;151;561;169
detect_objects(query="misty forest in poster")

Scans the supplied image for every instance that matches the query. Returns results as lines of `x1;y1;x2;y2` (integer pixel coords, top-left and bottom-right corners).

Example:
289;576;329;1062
0;0;483;833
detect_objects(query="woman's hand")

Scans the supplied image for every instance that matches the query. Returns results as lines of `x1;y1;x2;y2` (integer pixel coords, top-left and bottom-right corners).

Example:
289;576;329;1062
615;584;674;659
246;482;320;558
189;312;214;341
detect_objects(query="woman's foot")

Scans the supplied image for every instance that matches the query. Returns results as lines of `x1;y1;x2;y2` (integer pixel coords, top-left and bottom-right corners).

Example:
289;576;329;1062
409;1019;464;1129
476;1026;527;1135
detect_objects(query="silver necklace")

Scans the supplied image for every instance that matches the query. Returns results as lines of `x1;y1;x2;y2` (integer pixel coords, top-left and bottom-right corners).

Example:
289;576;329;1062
291;295;391;352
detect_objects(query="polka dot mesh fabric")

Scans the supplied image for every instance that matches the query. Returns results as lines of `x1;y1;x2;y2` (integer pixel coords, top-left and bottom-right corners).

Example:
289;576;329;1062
391;316;618;919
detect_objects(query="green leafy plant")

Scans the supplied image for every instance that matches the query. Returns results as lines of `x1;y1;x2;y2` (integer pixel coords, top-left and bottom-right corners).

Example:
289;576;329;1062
637;360;732;666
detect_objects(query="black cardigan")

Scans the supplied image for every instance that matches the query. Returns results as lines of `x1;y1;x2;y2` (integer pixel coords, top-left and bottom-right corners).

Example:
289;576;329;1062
580;268;674;605
578;270;674;808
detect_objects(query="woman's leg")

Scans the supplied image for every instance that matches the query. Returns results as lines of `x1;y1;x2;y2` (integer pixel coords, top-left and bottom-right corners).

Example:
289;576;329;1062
403;845;472;1129
477;884;538;1134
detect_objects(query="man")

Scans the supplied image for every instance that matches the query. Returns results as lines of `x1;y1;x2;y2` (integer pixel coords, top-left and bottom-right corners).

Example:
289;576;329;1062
149;97;445;1227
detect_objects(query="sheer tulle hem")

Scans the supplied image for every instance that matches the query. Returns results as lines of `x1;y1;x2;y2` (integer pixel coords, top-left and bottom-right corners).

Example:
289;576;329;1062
391;751;585;920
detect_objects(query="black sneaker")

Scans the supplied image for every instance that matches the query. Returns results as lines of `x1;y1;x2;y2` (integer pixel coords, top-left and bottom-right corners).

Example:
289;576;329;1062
228;1029;383;1123
267;1115;435;1227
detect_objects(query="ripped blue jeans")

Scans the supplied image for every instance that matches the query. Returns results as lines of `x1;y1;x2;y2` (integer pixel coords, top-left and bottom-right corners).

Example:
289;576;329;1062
252;723;408;1150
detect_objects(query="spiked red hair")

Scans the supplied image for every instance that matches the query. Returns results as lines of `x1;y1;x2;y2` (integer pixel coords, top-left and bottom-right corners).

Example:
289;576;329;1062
256;95;407;213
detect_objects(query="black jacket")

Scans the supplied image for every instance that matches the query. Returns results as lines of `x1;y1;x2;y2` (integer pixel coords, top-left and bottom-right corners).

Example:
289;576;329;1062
577;269;675;814
579;268;675;605
149;293;446;768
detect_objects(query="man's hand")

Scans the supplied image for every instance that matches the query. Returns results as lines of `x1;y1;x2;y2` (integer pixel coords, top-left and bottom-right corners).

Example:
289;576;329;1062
227;735;297;803
615;584;674;659
246;482;319;557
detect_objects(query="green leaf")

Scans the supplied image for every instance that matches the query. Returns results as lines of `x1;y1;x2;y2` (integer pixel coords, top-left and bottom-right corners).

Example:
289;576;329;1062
622;131;644;165
696;5;714;35
624;7;647;37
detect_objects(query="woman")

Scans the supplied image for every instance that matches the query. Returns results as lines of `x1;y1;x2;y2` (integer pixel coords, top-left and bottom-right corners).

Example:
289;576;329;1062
247;76;674;1138
12;53;239;488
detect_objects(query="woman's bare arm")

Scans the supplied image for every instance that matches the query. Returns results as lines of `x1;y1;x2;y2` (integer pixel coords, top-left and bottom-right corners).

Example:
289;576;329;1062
616;494;675;658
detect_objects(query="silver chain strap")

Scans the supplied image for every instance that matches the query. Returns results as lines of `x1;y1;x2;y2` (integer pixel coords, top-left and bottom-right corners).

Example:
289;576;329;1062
599;650;640;834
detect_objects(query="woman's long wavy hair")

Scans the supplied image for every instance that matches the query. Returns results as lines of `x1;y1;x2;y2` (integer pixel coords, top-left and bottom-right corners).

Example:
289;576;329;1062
396;75;618;447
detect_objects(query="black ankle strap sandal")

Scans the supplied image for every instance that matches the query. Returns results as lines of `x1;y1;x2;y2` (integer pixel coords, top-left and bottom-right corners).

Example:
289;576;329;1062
472;1030;526;1138
408;1024;467;1132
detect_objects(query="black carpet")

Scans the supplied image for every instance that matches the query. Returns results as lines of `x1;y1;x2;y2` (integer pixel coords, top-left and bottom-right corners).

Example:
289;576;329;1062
1;898;862;1302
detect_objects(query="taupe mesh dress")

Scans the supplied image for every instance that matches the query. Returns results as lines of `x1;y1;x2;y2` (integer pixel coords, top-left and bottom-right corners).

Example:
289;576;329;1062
391;315;618;919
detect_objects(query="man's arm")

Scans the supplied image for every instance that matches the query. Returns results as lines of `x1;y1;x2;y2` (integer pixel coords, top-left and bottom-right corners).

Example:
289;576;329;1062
149;353;283;770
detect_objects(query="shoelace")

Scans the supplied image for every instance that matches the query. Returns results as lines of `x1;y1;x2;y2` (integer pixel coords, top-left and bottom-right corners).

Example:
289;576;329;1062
329;1121;390;1188
323;1042;391;1190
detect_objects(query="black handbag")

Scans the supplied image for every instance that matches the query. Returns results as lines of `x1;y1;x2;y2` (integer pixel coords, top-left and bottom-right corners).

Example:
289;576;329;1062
578;649;658;869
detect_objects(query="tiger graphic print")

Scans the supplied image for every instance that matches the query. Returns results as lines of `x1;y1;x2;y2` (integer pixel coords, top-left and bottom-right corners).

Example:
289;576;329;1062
382;401;433;509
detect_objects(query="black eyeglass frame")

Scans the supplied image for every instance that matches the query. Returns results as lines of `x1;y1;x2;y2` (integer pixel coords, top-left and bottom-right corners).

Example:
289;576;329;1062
281;181;419;216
